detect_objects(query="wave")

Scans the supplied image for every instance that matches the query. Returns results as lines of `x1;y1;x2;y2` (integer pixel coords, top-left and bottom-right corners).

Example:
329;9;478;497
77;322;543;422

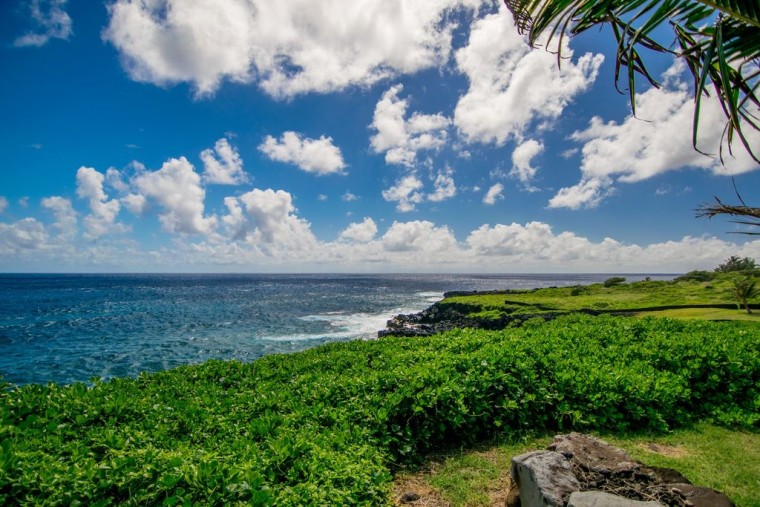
415;291;444;302
260;306;416;342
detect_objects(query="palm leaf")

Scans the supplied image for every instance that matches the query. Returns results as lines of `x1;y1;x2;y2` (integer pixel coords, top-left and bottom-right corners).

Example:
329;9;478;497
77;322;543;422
504;0;760;162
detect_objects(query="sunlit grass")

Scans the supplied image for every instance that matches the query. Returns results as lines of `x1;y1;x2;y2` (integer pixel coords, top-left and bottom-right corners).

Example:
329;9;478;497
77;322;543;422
402;424;760;507
441;275;759;319
636;307;760;321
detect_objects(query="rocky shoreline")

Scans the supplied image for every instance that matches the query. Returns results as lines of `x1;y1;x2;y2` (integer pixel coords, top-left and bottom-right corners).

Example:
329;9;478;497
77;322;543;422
377;288;752;338
378;289;564;338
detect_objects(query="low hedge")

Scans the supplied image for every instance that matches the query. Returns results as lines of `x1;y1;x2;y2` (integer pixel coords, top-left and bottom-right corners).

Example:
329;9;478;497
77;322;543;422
1;315;758;505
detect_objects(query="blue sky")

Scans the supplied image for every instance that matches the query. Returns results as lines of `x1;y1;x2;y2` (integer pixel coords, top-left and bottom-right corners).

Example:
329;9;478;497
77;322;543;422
1;0;759;273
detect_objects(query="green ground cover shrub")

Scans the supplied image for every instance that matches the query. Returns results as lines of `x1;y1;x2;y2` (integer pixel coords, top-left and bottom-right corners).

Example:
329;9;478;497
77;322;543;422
603;276;627;287
1;315;758;505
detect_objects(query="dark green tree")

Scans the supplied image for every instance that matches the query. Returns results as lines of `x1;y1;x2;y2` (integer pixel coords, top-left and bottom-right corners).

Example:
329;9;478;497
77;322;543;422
715;255;758;272
733;276;759;313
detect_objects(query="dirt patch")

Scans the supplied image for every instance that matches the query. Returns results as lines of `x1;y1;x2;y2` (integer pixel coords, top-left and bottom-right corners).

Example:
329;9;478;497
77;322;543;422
392;467;449;506
391;448;515;507
637;442;689;458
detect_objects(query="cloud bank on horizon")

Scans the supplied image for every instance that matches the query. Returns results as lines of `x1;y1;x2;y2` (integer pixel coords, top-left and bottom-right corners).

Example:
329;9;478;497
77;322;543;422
1;0;758;272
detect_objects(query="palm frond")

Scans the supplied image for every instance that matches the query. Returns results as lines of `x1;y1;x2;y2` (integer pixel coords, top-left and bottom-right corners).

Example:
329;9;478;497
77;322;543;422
504;0;760;162
696;196;760;234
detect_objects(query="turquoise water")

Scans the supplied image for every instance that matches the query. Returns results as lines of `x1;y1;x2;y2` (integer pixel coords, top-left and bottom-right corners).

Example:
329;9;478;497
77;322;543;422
0;273;672;385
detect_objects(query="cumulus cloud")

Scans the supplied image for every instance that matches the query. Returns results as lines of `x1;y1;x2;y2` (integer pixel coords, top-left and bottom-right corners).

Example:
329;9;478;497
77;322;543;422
0;197;8;214
201;138;248;185
454;5;603;145
221;188;317;252
76;167;124;239
382;220;458;252
14;0;72;47
339;217;378;242
41;196;77;240
551;63;760;209
370;84;451;167
103;0;486;98
259;131;346;175
428;166;457;202
0;218;49;254
465;221;760;272
342;192;359;202
105;168;130;193
510;139;543;189
382;174;425;212
122;193;148;214
483;183;504;205
133;157;216;235
547;177;613;210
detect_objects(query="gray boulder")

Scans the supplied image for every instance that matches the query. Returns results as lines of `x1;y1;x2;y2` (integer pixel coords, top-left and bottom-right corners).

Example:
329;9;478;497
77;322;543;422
510;450;580;506
548;432;638;475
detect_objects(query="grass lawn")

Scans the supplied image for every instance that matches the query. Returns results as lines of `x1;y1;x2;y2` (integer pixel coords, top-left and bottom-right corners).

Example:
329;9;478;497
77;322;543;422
636;307;760;321
441;274;760;319
392;424;760;507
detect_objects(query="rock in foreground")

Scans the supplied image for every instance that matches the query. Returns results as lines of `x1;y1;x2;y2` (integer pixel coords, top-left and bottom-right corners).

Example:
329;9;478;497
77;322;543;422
508;433;734;507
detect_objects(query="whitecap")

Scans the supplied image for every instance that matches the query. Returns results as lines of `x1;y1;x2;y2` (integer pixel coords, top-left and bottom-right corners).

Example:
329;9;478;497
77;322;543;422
264;306;419;342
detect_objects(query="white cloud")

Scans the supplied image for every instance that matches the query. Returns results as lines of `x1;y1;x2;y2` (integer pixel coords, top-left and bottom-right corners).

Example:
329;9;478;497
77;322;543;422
103;0;486;98
382;174;425;212
454;6;603;145
428;167;457;202
41;196;77;240
339;217;378;242
133;157;216;235
105;168;130;193
510;139;543;189
122;193;148;214
342;192;359;202
547;177;612;210
468;221;594;259
552;63;760;209
0;218;49;253
201;138;249;185
318;194;328;201
483;183;504;205
370;84;451;167
221;188;317;252
76;167;108;202
0;197;8;214
259;131;346;175
382;220;458;252
76;167;124;239
14;0;72;47
465;222;760;272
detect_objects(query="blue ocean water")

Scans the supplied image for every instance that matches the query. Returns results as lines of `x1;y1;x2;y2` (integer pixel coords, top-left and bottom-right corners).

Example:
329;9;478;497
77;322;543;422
0;273;673;385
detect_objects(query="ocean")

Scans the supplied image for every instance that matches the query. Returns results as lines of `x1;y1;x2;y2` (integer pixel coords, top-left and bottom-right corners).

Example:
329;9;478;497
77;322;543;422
0;273;673;385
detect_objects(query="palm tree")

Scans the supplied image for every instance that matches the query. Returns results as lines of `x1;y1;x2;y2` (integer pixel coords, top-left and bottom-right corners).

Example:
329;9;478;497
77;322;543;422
733;276;759;313
503;0;760;231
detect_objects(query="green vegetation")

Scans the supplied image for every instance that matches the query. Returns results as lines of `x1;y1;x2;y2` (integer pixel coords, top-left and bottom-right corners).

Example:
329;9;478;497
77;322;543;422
402;424;760;507
716;256;759;273
735;276;760;314
636;307;760;321
441;272;760;320
603;276;626;287
2;315;758;505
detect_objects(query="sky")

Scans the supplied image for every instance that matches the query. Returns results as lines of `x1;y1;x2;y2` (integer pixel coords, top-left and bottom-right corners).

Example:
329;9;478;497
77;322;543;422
1;0;759;273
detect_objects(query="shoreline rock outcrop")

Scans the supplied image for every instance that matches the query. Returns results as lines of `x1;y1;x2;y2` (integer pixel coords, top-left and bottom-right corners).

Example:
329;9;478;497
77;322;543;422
378;290;562;338
508;433;734;507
